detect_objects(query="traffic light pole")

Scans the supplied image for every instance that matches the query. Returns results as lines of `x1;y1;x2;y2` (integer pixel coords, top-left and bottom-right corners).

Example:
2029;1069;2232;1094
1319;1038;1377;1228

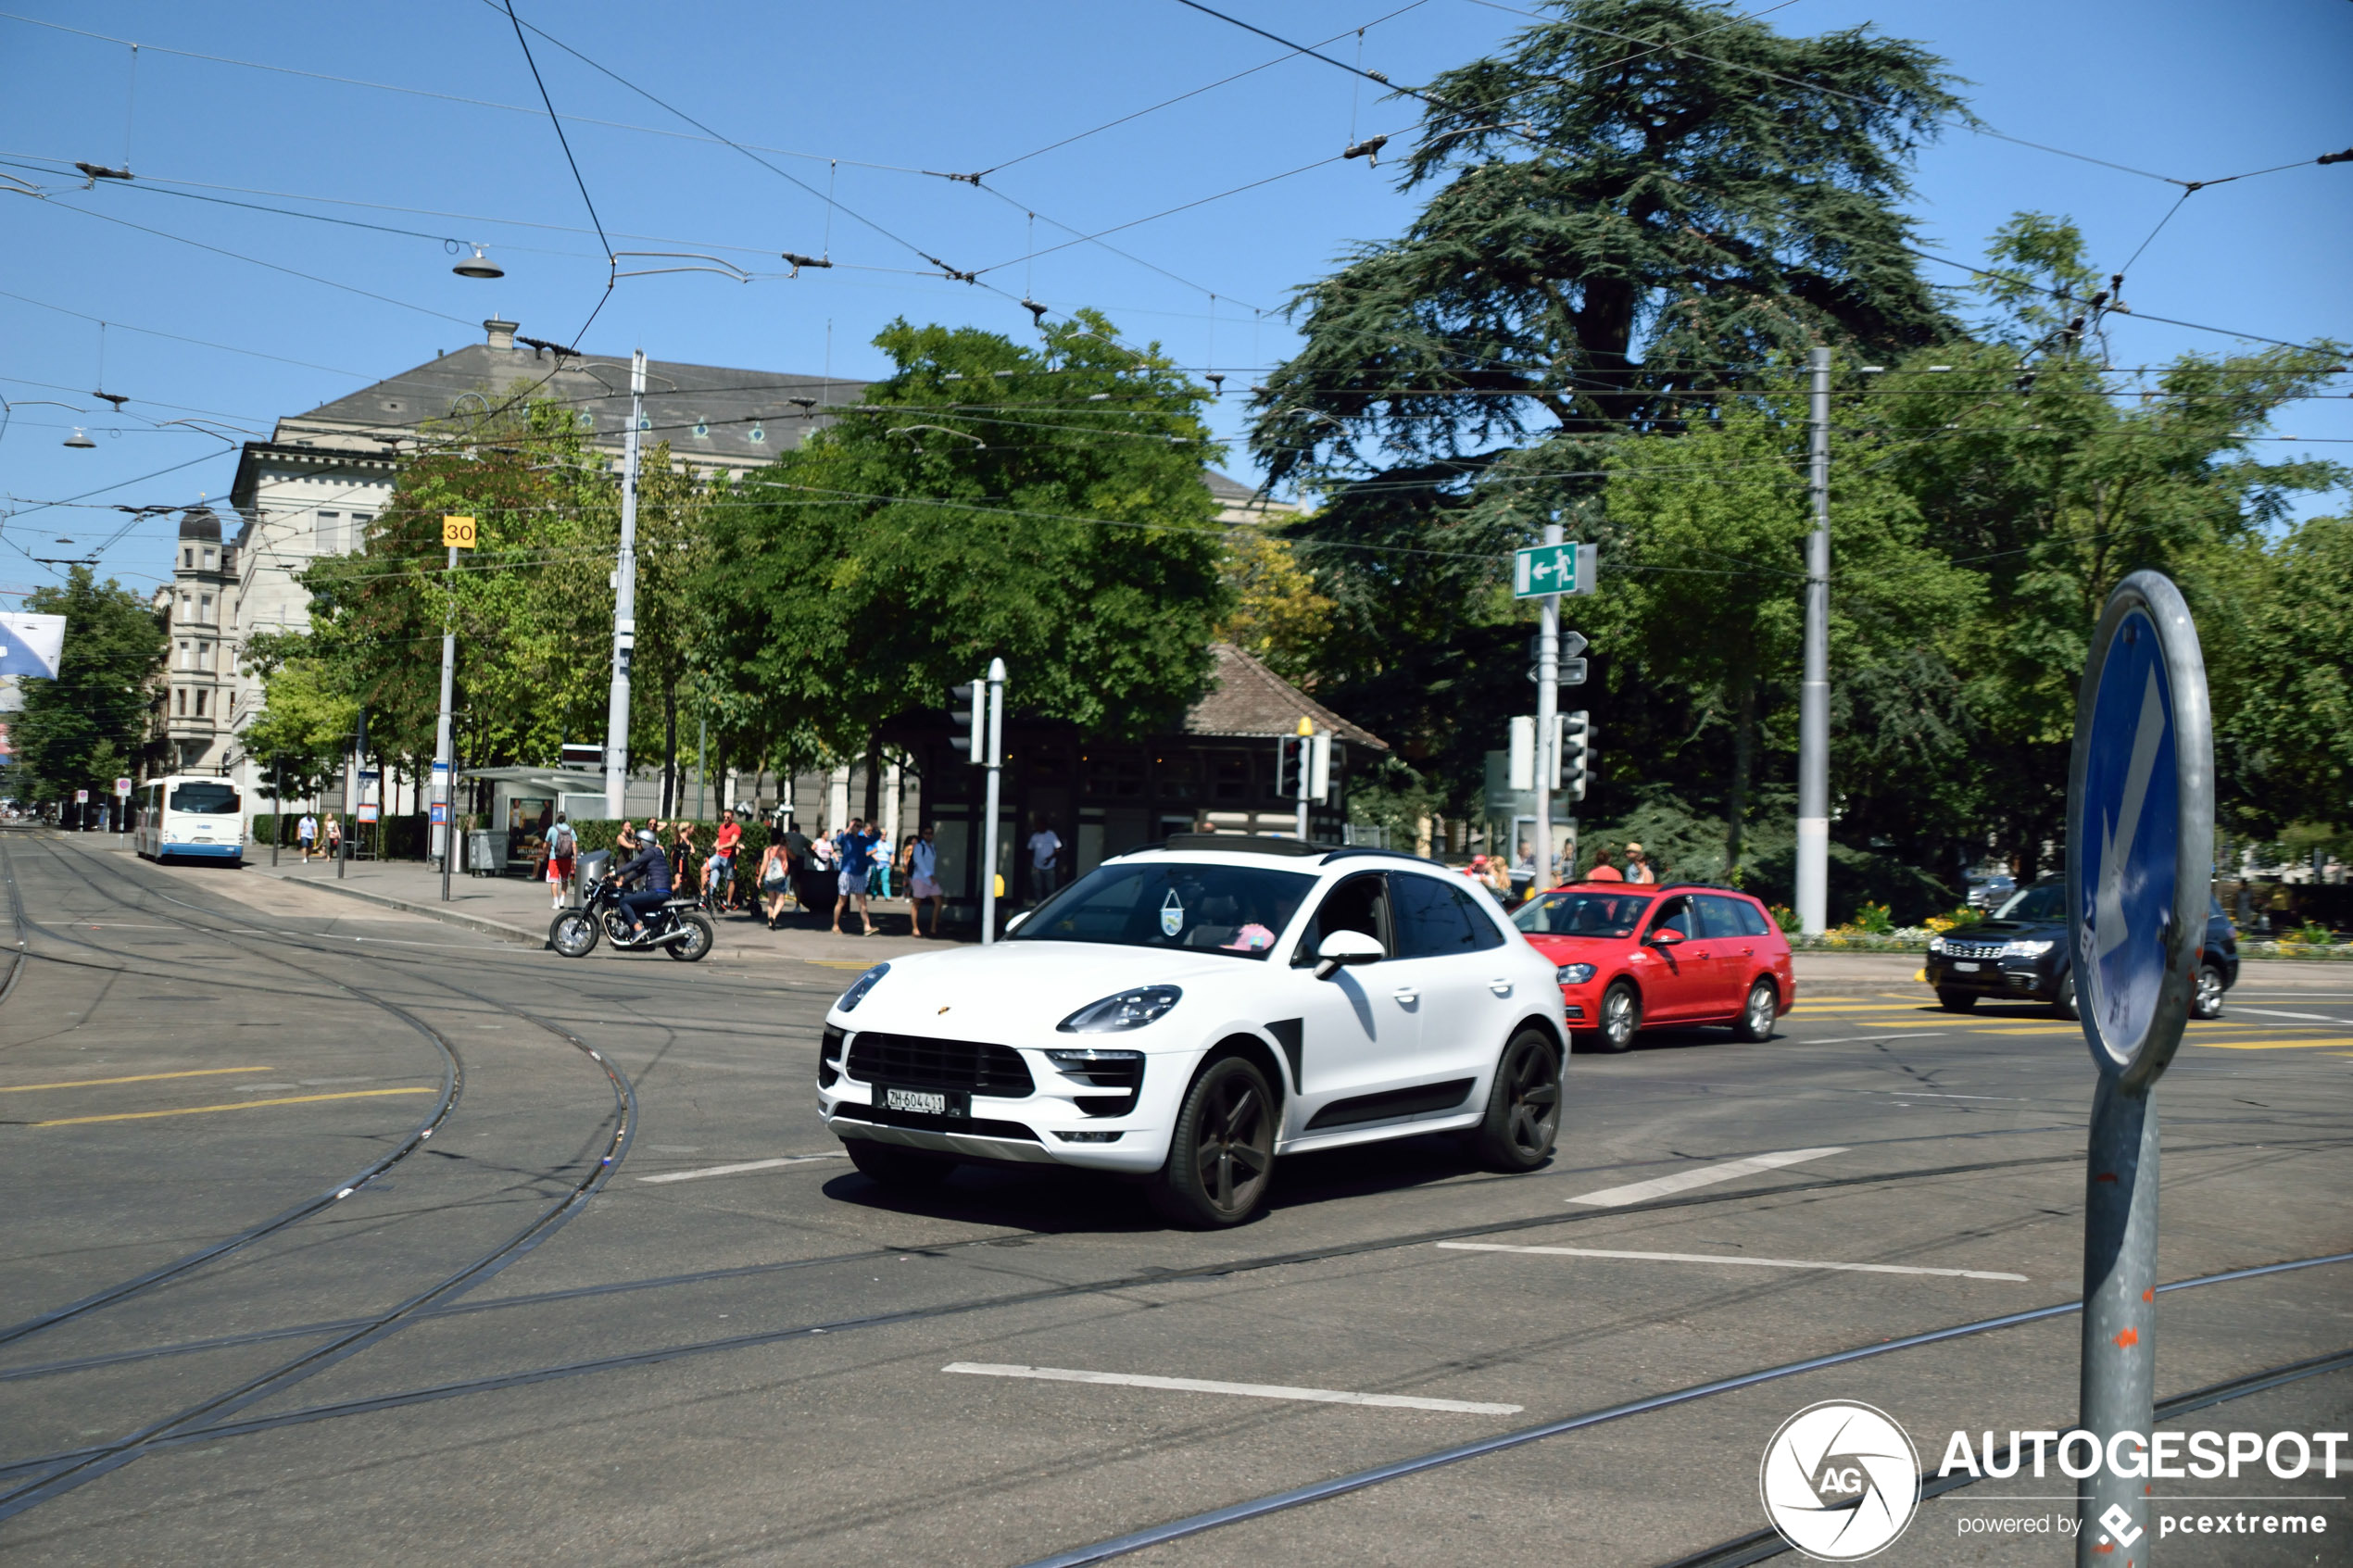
604;348;647;820
980;658;1006;944
1795;346;1831;934
436;541;457;902
1533;521;1562;889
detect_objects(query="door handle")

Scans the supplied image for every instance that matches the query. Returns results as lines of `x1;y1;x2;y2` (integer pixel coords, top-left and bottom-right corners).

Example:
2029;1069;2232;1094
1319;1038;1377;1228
1488;979;1514;997
1391;988;1419;1004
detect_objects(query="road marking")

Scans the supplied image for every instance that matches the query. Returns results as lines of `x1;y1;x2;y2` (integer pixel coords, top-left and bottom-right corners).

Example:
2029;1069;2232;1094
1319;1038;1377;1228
636;1154;847;1184
32;1086;435;1127
1789;1003;1938;1014
1;1066;272;1094
2229;1008;2352;1027
2190;1037;2353;1051
1437;1241;2027;1282
1567;1147;1847;1208
1806;1034;1947;1045
941;1362;1522;1415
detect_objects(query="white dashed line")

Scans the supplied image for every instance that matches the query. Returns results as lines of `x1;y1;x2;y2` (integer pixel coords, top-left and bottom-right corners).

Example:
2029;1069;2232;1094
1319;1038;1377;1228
635;1154;847;1184
1567;1147;1847;1208
1437;1241;2026;1281
942;1362;1521;1414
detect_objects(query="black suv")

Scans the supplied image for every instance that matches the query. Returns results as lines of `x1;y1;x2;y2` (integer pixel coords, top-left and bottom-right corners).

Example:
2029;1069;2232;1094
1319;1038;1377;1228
1925;880;2239;1020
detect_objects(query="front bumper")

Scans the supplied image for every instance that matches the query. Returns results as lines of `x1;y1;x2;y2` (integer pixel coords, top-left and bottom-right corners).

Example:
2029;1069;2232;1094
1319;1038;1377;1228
1925;954;2058;1000
161;840;243;859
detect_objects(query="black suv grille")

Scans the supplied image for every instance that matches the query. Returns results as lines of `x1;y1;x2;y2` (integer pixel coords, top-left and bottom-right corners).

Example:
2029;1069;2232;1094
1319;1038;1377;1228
847;1033;1035;1098
1944;939;2007;960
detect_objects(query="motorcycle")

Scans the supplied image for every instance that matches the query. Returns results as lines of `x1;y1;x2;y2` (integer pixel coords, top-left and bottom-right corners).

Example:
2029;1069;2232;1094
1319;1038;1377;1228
548;850;715;961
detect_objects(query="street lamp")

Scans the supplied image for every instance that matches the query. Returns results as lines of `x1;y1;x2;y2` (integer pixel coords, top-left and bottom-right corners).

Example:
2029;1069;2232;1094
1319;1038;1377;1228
453;245;504;280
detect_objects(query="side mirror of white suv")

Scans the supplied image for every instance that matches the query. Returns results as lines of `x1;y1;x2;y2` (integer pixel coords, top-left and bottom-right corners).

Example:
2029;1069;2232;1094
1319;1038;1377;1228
1314;928;1385;980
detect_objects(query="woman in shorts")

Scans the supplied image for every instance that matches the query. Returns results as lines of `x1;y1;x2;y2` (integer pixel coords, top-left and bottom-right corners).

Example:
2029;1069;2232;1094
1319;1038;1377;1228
757;839;794;929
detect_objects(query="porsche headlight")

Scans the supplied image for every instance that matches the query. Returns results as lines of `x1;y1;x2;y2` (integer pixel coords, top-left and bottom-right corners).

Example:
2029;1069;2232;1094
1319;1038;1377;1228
1555;963;1597;985
836;962;889;1012
1057;985;1181;1034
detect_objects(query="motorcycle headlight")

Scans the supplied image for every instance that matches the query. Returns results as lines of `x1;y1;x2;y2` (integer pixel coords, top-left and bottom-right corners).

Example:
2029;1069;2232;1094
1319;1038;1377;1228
836;962;889;1012
1057;985;1181;1034
1555;963;1597;985
2003;939;2055;958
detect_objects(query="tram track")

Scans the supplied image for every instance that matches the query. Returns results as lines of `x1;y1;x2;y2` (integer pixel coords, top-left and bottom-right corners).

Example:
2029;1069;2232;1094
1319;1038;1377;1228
0;833;638;1523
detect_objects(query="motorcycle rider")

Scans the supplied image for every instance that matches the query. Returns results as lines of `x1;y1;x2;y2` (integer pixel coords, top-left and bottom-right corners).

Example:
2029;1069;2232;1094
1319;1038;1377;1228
615;827;673;941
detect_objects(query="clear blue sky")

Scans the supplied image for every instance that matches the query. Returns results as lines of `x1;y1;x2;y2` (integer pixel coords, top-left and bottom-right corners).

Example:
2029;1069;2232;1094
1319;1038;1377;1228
1;0;2345;599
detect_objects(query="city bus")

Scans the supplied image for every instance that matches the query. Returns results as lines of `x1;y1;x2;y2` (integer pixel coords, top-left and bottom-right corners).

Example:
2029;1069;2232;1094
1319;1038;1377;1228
134;775;245;865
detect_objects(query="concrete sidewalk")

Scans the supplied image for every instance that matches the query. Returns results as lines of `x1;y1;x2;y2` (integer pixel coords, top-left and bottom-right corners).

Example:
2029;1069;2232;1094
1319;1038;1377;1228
249;854;950;966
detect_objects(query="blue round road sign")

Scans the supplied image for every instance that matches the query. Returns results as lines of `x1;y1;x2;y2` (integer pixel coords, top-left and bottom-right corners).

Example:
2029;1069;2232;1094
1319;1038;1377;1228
2066;571;2213;1091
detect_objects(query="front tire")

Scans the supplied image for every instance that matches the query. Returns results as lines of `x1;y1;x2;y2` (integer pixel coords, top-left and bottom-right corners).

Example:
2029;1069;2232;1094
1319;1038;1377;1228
665;912;715;961
1147;1055;1276;1228
1937;989;1979;1012
845;1139;956;1188
1590;980;1641;1052
549;909;600;958
1732;979;1780;1041
2191;962;2225;1020
1471;1028;1561;1172
2052;971;2079;1021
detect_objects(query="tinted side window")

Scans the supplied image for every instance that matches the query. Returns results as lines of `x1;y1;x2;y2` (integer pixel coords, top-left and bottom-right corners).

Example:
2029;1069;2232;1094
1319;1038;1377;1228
1649;897;1695;939
1736;898;1774;937
1293;874;1391;965
1391;873;1500;957
1697;894;1768;938
1454;881;1509;950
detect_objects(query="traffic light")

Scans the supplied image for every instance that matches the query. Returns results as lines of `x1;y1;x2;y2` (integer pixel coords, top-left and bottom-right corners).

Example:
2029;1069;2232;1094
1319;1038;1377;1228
1561;710;1593;801
950;681;984;763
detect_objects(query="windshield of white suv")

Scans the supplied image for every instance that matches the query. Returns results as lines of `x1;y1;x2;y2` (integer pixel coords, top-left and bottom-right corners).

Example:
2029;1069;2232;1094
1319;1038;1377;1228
1512;889;1653;938
1993;883;2066;922
1010;860;1317;959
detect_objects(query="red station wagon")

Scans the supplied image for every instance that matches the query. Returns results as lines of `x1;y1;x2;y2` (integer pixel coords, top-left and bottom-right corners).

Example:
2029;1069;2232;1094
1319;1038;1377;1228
1511;883;1795;1051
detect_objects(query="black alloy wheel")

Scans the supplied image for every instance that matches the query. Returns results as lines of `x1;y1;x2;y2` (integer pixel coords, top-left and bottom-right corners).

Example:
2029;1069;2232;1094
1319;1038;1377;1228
1471;1028;1561;1172
2191;963;2225;1020
1590;980;1641;1053
1732;979;1779;1042
2052;971;2080;1022
665;912;716;961
548;909;599;958
1148;1055;1276;1228
845;1138;957;1188
1937;989;1980;1012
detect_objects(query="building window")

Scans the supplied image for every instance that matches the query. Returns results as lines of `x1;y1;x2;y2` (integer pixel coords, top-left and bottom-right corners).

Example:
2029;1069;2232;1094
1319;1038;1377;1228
199;594;213;623
350;512;371;546
195;688;208;717
315;511;341;554
199;643;214;671
177;640;191;671
175;687;187;716
182;547;194;569
203;547;217;569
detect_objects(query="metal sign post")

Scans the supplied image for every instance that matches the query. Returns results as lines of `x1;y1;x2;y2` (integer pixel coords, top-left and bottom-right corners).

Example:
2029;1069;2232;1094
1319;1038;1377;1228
1513;533;1594;889
437;515;473;902
2067;571;2212;1564
979;658;1007;944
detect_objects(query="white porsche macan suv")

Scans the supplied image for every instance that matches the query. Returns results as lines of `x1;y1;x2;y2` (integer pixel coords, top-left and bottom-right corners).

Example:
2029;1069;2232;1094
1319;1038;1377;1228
818;837;1568;1227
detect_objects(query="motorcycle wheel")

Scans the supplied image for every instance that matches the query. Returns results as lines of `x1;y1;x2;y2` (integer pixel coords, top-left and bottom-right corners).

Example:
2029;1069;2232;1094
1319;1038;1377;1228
549;909;600;958
665;912;716;961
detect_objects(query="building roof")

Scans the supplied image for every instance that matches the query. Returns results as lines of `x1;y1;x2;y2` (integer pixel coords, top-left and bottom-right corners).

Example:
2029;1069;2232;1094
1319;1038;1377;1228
1185;643;1387;750
177;507;221;541
278;319;865;469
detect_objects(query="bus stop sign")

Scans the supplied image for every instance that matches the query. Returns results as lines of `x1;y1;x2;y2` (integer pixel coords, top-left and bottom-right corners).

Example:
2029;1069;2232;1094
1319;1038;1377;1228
2066;571;2212;1095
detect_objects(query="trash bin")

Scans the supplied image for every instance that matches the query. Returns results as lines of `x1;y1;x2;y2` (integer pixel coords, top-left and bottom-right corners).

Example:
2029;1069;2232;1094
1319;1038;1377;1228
466;830;503;875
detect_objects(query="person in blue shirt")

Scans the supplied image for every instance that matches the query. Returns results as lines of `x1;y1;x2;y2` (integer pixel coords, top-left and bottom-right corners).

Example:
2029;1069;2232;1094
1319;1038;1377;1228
616;834;673;940
831;818;881;936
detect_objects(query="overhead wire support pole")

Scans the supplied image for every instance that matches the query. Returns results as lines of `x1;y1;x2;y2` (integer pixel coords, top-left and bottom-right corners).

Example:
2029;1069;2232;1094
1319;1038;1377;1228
605;349;645;820
1534;521;1561;891
1795;347;1831;935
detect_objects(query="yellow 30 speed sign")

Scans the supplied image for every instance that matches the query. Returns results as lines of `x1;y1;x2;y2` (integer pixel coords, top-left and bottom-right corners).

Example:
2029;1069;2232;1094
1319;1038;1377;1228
442;514;478;549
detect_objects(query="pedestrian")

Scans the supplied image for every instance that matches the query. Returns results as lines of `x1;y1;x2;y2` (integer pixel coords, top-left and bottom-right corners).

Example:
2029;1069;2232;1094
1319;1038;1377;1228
1584;846;1623;882
757;837;794;929
670;818;698;897
832;817;880;936
1625;841;1656;884
906;824;944;937
323;812;343;862
704;809;743;911
296;810;318;862
1026;815;1063;898
547;812;577;909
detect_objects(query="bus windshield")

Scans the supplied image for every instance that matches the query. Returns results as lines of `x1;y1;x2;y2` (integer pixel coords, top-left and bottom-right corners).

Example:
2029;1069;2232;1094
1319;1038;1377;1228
169;782;240;814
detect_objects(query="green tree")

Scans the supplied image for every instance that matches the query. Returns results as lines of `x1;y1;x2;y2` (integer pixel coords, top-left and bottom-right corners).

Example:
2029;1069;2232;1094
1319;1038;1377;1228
2207;513;2353;834
8;567;166;803
704;311;1230;769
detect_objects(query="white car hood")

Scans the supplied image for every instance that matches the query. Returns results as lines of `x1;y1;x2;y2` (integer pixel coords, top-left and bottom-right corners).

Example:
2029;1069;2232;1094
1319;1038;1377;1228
832;940;1259;1046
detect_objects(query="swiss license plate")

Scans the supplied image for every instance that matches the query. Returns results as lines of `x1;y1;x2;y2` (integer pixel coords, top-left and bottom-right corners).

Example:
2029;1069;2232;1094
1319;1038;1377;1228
881;1085;964;1118
1952;960;1980;972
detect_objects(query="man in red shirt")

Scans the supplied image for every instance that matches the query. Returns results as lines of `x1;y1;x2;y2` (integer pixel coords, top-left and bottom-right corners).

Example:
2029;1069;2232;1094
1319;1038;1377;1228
704;809;744;909
1583;847;1625;882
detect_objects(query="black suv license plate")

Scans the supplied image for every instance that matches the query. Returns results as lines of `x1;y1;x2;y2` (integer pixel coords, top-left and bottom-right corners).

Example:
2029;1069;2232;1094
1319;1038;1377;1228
880;1085;968;1119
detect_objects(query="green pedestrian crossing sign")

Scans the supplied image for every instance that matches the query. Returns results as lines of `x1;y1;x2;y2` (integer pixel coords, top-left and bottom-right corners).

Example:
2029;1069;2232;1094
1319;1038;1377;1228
1514;541;1596;597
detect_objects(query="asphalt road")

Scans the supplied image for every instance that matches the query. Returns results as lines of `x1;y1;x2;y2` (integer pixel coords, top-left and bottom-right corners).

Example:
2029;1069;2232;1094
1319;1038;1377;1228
2;829;2347;1566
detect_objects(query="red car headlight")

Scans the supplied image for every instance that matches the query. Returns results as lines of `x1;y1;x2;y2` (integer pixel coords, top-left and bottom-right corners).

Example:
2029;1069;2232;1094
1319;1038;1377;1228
1556;962;1597;985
